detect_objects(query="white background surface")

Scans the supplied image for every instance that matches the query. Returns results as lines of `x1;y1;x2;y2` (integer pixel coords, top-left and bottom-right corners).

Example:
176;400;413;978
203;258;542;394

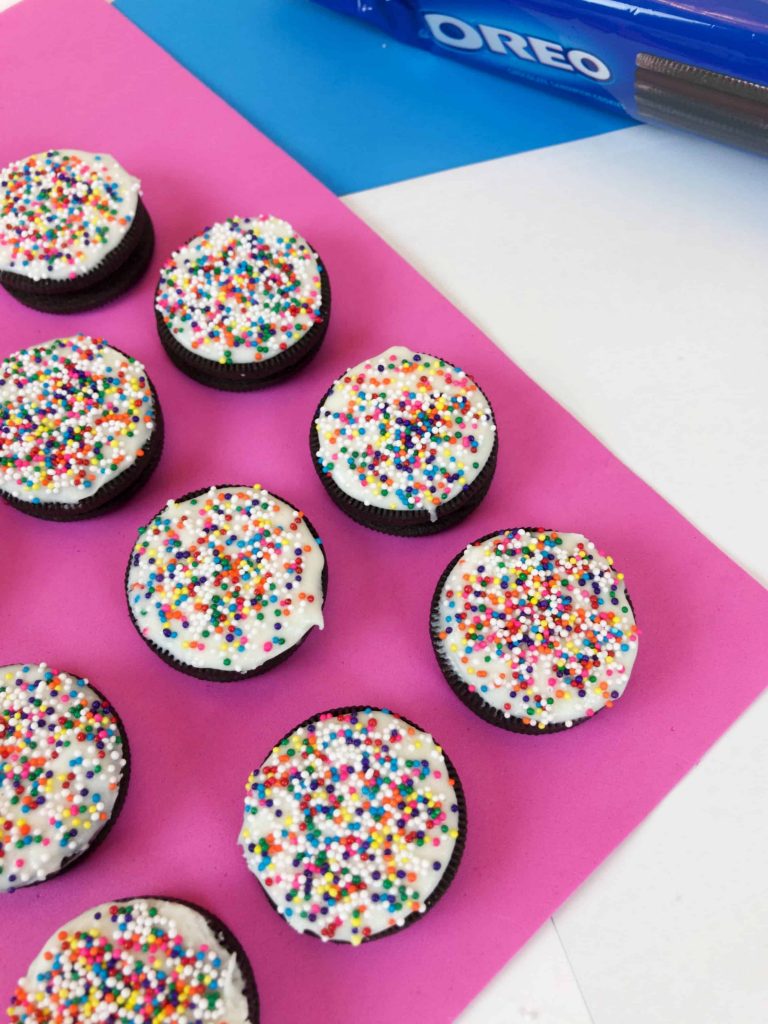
343;125;768;1023
1;0;765;1009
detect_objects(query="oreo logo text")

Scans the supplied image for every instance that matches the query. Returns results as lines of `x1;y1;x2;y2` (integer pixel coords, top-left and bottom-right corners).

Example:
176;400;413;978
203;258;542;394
424;13;611;81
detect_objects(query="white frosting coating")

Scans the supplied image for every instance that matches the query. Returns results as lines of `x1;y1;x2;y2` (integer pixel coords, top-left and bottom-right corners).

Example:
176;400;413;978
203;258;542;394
0;663;126;892
8;898;253;1023
239;709;462;944
155;215;323;365
127;486;325;674
434;530;639;728
0;149;140;281
313;347;496;519
0;336;156;506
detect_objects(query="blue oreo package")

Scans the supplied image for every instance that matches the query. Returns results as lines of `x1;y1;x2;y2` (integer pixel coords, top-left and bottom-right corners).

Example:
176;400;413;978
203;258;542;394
314;1;768;154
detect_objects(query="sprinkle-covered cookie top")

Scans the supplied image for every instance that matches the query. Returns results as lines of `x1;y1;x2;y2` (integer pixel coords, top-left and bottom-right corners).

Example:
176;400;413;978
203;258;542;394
314;347;496;518
239;708;463;944
0;336;156;506
155;216;324;365
8;898;253;1023
0;663;126;892
127;486;325;674
434;530;639;728
0;150;140;281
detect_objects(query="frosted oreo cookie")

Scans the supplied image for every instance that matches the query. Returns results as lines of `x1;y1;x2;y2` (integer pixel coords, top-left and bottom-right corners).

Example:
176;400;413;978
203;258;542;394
0;336;162;520
239;707;466;944
430;529;640;732
0;663;128;892
7;897;259;1023
126;485;327;681
310;347;497;536
155;215;330;390
0;149;154;312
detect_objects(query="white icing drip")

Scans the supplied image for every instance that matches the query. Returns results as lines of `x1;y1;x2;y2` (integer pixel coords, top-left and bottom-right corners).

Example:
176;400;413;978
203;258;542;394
0;150;140;281
126;486;325;674
314;346;496;515
0;664;126;892
155;215;322;364
10;898;253;1023
0;337;156;505
239;709;461;943
435;530;639;727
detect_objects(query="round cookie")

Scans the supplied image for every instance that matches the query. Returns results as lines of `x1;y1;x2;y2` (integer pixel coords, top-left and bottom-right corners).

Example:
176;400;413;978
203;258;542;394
430;528;640;733
0;149;154;313
155;215;330;390
310;346;497;536
0;663;129;892
7;896;259;1023
0;336;163;520
239;706;466;944
126;485;327;681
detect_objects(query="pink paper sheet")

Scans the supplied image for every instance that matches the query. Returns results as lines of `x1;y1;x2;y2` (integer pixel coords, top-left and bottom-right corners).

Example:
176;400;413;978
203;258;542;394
0;1;765;1019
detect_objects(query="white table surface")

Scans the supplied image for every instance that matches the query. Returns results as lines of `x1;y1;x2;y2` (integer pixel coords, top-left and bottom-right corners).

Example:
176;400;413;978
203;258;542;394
343;125;768;1023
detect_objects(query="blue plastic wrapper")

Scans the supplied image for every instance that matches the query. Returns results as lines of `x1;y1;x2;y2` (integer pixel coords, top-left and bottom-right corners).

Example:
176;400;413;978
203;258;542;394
314;1;768;154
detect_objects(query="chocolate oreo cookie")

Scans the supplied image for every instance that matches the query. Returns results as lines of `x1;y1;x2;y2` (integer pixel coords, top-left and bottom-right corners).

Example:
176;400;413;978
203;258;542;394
636;52;768;157
7;896;259;1022
0;336;163;520
126;485;327;681
155;216;330;390
0;149;154;312
310;347;497;536
430;528;640;733
0;663;129;892
239;706;466;944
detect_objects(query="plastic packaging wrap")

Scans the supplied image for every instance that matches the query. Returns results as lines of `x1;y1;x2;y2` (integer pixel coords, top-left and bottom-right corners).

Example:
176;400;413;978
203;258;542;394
315;1;768;154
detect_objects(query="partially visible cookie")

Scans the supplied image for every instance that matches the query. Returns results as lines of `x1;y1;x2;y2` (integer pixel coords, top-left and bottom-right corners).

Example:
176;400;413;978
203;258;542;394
239;706;466;944
310;347;497;535
0;336;163;520
155;215;330;390
0;663;129;892
0;149;153;312
430;528;640;732
7;897;259;1022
